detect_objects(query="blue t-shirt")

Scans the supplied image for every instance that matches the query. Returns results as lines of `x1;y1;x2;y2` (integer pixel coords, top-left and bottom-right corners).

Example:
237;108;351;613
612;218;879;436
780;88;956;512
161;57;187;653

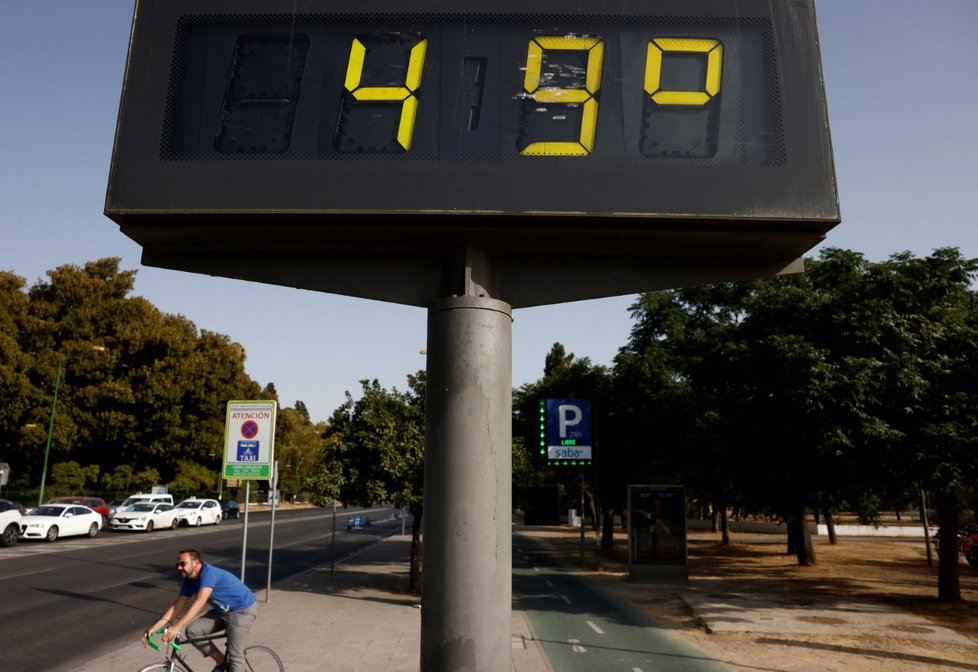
180;563;256;613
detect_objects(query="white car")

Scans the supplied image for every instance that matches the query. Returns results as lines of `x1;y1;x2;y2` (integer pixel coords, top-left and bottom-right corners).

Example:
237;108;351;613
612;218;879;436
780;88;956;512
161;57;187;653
109;503;179;532
173;498;222;527
116;493;175;513
20;503;102;542
0;499;26;547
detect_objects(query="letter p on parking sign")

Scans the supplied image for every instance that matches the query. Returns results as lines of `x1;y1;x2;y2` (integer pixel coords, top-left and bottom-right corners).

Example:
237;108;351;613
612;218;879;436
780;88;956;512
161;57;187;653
545;399;592;464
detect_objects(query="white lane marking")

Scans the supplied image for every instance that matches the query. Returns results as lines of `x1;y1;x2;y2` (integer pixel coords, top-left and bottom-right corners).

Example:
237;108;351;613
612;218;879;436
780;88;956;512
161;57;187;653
586;620;604;634
544;580;553;587
4;568;51;580
561;595;572;605
632;668;644;672
568;638;587;653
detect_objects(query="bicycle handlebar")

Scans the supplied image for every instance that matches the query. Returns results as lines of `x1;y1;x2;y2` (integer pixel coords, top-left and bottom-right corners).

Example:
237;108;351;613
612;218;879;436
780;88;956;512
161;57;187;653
145;628;182;652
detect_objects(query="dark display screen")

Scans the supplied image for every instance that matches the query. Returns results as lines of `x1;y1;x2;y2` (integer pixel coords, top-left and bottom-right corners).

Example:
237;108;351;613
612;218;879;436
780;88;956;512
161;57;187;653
107;0;838;309
165;15;783;165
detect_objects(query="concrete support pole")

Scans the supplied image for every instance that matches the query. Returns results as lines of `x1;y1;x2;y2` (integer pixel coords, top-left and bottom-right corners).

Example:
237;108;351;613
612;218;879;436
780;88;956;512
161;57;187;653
421;293;513;672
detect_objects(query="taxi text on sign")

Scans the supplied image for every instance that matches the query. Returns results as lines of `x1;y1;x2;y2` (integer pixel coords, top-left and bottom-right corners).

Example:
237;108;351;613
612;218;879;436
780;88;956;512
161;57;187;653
223;400;277;479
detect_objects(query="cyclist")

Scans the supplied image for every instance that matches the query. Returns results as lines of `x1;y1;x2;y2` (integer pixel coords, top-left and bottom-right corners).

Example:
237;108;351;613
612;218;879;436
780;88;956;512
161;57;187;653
142;548;258;672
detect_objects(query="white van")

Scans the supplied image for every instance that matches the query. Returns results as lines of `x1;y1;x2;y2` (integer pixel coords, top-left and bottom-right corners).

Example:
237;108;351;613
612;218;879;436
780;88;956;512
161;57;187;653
117;492;174;512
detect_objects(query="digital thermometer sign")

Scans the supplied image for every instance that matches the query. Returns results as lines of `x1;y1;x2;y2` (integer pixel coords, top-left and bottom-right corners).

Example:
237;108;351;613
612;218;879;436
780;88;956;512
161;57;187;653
164;15;782;165
106;0;838;307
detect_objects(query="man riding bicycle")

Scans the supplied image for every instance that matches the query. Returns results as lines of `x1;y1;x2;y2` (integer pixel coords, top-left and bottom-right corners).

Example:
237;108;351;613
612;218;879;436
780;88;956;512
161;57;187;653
142;549;258;672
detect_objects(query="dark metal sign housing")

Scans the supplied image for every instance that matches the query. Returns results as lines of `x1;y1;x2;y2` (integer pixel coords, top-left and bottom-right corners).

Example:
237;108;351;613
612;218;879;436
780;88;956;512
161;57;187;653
106;0;839;307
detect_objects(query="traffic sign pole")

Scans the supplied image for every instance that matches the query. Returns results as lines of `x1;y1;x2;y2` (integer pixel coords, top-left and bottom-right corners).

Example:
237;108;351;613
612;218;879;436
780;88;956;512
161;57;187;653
266;460;278;602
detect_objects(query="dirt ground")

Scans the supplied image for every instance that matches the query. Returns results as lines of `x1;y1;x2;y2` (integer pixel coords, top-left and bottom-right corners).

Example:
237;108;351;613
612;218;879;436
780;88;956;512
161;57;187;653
532;526;978;671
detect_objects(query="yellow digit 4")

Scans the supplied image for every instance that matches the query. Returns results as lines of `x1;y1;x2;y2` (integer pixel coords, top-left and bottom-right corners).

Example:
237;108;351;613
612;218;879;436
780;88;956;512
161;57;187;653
645;37;722;106
343;35;428;151
521;36;604;156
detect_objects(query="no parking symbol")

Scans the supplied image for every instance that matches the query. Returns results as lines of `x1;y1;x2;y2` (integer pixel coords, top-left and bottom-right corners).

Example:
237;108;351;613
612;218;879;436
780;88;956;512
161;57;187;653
241;420;259;439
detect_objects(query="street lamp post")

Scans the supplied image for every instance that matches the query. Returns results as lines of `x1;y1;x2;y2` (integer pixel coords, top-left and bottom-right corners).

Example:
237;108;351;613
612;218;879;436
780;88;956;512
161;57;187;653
38;360;64;507
37;345;106;506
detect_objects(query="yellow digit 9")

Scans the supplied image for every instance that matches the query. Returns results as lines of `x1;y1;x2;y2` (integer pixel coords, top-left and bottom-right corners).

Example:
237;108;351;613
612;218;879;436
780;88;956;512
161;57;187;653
521;36;604;156
343;35;428;151
645;38;722;106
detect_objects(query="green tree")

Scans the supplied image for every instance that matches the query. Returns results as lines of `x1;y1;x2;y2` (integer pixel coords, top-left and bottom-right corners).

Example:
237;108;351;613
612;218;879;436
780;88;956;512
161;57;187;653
614;285;755;545
169;459;219;499
512;344;611;528
616;247;978;595
862;249;978;600
312;374;425;591
100;464;134;496
0;271;38;481
131;468;162;493
48;461;100;498
274;405;324;503
2;258;268;492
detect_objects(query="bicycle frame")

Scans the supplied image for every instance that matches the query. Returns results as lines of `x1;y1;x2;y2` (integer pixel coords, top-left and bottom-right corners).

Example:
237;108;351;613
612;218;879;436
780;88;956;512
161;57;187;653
143;628;284;672
146;628;228;671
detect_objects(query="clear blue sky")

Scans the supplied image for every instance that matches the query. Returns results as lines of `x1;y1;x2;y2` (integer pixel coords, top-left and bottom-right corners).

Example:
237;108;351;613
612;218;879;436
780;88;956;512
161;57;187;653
2;1;976;423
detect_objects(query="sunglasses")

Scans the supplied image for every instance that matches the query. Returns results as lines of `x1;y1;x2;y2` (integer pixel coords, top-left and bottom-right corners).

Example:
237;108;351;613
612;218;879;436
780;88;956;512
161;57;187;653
175;560;192;568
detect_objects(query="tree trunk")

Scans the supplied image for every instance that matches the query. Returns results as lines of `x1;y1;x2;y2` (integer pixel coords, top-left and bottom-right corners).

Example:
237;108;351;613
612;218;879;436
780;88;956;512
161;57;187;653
601;508;614;551
936;489;961;602
587;490;599;531
408;503;423;594
825;510;837;545
720;505;730;546
787;510;816;566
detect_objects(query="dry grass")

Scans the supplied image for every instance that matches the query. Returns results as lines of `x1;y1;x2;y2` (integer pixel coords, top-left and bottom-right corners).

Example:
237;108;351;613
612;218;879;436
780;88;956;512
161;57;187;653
682;533;978;640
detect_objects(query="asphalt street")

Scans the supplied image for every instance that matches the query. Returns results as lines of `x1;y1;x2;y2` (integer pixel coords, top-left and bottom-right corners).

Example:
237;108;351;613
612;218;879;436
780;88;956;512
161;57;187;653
0;505;396;672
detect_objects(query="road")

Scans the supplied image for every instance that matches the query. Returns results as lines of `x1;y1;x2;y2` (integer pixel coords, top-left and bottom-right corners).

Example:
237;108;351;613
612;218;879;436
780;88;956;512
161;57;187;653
0;505;399;672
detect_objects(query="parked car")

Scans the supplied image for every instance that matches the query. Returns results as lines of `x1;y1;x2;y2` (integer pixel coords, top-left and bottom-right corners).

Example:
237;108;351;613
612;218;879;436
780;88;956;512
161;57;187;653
173;498;222;527
0;499;26;547
110;502;179;532
116;493;175;512
49;496;110;524
107;499;126;518
219;499;240;520
20;503;102;542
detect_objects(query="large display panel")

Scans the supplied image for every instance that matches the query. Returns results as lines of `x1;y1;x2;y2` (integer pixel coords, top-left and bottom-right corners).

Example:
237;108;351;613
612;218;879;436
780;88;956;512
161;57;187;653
105;0;839;307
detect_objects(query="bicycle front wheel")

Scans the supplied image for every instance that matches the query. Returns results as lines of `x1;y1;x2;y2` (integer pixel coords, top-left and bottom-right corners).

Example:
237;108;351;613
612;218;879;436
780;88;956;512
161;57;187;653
244;645;285;672
137;661;191;672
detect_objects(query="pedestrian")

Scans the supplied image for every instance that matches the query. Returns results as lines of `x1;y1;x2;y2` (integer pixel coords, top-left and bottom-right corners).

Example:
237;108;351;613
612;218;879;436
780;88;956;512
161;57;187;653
142;548;258;672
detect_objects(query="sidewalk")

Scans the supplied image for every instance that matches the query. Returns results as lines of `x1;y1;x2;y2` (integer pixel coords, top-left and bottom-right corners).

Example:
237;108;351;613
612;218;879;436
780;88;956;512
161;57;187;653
72;530;551;672
69;522;978;672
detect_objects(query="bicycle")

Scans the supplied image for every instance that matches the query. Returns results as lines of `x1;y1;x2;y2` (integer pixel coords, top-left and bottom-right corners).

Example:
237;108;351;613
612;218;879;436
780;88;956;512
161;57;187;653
141;628;284;672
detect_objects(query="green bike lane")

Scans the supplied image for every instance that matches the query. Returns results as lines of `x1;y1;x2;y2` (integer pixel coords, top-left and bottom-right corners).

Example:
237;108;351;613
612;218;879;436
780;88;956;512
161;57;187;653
513;533;730;672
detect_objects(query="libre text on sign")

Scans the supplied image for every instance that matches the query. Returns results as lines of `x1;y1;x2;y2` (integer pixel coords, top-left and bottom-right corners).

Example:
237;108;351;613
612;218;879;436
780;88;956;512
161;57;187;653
223;400;277;479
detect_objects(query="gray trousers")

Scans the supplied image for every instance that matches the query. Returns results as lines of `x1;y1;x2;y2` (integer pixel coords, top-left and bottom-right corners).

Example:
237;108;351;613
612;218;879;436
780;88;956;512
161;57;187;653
186;603;258;672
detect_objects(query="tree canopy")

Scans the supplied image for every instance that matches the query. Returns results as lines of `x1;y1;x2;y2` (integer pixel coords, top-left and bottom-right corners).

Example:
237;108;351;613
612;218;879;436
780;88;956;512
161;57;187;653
0;258;281;499
6;248;978;601
308;374;426;590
